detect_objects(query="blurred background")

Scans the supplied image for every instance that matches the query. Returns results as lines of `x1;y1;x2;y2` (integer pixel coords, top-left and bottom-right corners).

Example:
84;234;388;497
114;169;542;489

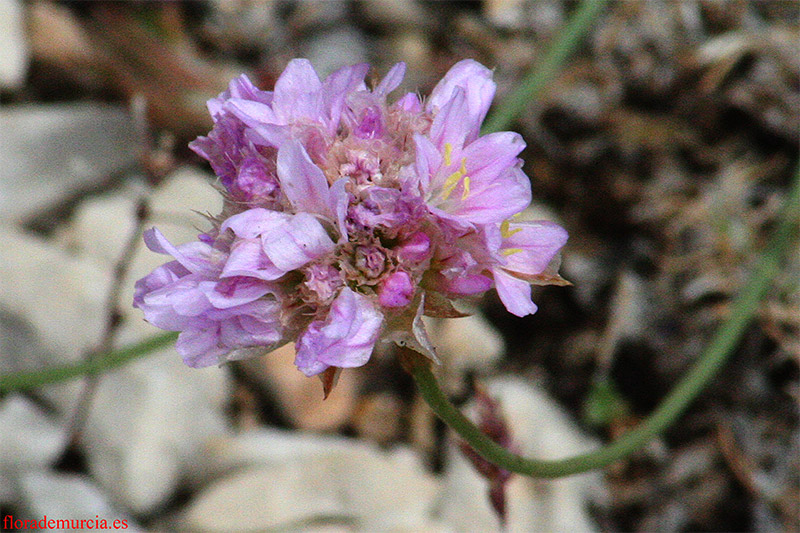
0;1;797;531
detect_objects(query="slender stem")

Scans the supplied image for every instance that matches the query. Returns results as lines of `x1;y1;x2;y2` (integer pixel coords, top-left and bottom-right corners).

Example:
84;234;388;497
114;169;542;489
413;164;800;478
482;0;610;135
0;332;178;393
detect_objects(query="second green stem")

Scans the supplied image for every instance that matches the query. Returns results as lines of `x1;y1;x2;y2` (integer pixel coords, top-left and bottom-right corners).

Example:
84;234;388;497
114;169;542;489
412;162;800;478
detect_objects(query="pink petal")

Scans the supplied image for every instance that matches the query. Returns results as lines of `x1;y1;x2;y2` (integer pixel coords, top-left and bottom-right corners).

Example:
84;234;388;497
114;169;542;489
378;271;415;307
429;87;471;151
450;166;532;225
262;212;335;271
221;238;285;281
143;228;216;275
493;269;538;317
177;328;225;368
133;260;187;305
439;273;493;295
219;310;281;347
224;98;280;126
272;59;323;123
461;132;525;181
375;62;406;96
394;92;422;113
501;220;569;276
396;232;431;264
276;140;332;217
294;288;384;376
427;59;496;143
225;74;273;103
329;177;350;242
413;134;442;192
220;208;289;239
136;281;211;331
204;276;273;309
321;63;370;131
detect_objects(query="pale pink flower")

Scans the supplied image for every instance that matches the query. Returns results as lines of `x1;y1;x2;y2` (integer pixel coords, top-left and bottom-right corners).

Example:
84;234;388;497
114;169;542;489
134;59;568;377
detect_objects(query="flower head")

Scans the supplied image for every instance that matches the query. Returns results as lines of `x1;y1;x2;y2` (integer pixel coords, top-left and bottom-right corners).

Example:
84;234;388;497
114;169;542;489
134;59;568;377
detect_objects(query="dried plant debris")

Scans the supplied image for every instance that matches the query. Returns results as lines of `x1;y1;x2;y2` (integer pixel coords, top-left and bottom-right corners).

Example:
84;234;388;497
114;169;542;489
2;1;797;531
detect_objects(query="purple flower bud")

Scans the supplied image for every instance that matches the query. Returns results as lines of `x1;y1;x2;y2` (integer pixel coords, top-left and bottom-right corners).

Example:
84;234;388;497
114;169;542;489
378;271;415;307
396;232;431;264
353;106;384;139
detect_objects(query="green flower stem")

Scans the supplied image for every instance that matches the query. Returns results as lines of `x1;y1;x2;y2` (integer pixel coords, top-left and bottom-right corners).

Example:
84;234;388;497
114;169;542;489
412;163;800;478
0;332;178;393
482;0;610;135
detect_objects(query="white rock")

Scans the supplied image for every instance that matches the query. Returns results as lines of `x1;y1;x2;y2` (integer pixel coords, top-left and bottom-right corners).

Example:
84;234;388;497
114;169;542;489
302;28;368;80
1;168;229;514
58;166;222;326
439;377;604;532
0;396;64;503
0;104;137;222
183;429;440;531
238;343;360;432
423;313;506;376
19;472;142;532
196;428;365;477
0;0;28;90
0;226;110;394
0;226;230;514
59;194;140;267
483;0;528;30
81;344;230;514
146;166;223;231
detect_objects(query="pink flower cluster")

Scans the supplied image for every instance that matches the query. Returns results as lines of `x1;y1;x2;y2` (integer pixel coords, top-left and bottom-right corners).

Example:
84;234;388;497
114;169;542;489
134;59;568;377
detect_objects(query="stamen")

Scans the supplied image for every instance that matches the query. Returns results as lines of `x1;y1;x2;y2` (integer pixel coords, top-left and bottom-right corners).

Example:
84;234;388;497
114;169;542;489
461;175;471;200
443;143;453;167
442;171;462;200
500;219;523;239
501;248;523;256
441;158;469;200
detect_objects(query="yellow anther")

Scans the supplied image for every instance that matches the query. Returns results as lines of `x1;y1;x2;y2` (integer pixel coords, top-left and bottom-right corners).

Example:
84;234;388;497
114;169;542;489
500;219;523;239
441;157;469;200
501;248;523;256
442;171;462;200
443;143;453;167
461;175;471;200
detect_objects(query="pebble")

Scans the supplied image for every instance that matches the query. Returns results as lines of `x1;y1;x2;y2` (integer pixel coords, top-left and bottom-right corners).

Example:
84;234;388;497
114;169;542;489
238;343;360;432
423;312;506;391
0;396;64;503
81;348;230;514
0;0;28;90
70;170;229;514
302;27;368;80
1;226;111;390
19;472;142;532
182;429;440;531
439;376;604;531
0;104;137;223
